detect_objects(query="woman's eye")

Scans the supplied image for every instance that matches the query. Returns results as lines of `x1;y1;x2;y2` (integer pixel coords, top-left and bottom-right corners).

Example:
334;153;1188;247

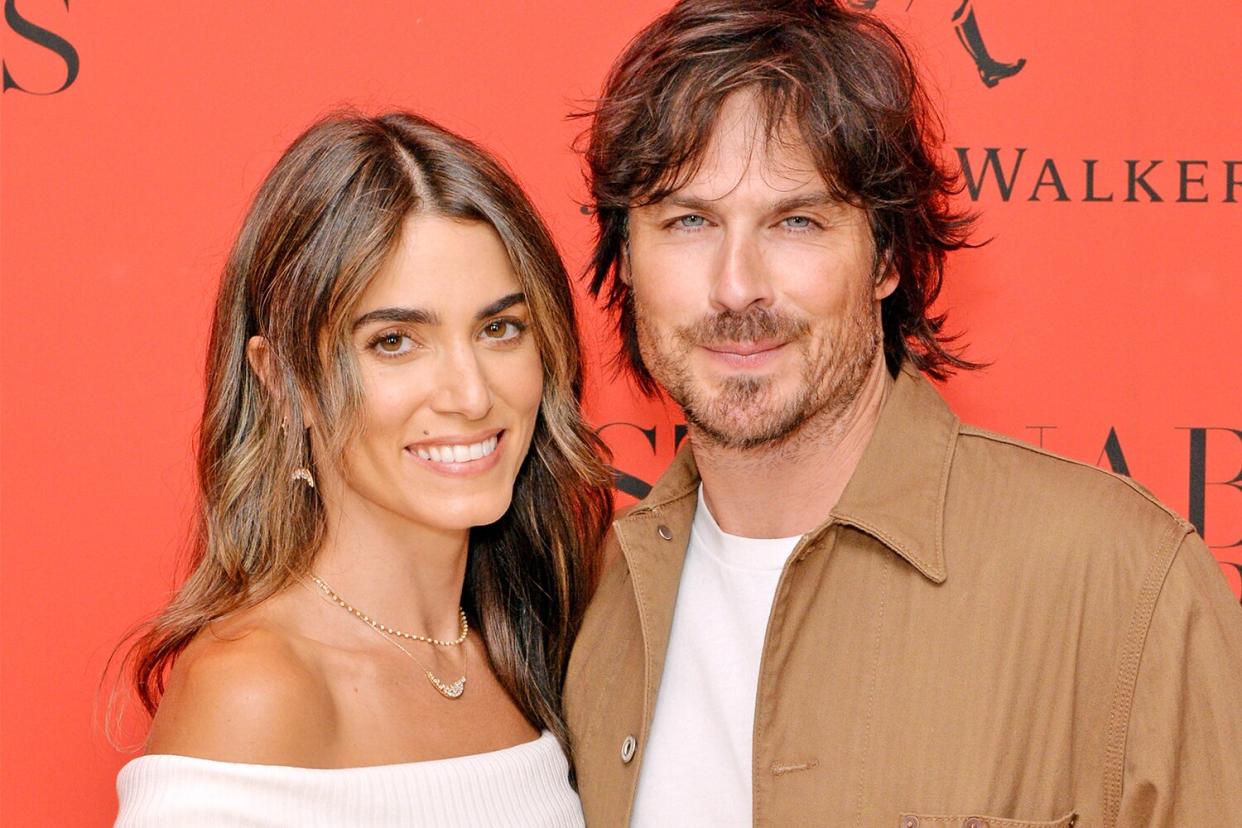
480;319;525;342
372;332;414;356
677;214;707;228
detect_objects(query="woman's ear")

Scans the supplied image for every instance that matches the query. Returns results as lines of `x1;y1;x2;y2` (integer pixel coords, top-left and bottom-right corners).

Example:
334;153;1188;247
247;336;317;429
246;336;278;396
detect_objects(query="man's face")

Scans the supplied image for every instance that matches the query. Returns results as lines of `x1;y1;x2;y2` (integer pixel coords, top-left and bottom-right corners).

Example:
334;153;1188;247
626;90;898;450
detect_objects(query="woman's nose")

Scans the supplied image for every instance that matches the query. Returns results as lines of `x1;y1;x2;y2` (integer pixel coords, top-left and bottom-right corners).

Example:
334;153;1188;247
428;346;494;420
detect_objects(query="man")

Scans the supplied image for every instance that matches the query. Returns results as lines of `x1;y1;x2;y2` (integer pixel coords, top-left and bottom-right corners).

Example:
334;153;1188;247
564;1;1242;826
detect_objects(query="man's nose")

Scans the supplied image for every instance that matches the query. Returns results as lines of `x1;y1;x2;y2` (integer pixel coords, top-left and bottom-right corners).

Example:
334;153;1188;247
707;231;773;313
428;345;494;420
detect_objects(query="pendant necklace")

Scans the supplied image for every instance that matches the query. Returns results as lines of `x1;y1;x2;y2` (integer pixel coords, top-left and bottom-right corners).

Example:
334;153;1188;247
308;574;467;700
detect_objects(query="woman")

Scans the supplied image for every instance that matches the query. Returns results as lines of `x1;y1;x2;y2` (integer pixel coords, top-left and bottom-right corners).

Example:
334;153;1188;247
113;112;613;826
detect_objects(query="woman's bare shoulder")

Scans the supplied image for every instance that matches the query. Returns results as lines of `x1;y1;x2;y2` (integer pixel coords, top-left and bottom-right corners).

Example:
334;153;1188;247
145;603;337;766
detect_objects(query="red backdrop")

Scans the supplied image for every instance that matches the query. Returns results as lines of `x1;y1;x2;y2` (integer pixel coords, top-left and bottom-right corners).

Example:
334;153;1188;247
1;1;1238;824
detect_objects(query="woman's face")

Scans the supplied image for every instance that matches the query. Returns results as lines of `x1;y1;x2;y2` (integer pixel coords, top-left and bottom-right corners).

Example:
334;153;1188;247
329;213;544;533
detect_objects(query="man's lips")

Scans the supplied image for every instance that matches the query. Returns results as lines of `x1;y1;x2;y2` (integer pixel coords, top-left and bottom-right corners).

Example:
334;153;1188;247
699;339;788;369
701;339;786;357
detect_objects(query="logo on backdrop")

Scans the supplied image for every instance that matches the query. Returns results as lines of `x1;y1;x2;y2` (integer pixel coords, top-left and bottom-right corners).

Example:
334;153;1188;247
2;0;78;95
848;0;1026;88
1023;425;1242;552
954;149;1242;203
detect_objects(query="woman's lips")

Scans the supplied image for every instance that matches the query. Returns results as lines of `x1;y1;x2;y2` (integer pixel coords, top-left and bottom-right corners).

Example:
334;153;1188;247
404;430;505;476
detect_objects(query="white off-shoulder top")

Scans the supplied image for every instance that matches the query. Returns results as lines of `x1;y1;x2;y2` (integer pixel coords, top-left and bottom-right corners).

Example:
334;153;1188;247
114;730;584;827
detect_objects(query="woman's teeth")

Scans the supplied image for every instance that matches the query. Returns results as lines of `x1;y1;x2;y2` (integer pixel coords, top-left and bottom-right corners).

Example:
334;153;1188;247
414;435;499;464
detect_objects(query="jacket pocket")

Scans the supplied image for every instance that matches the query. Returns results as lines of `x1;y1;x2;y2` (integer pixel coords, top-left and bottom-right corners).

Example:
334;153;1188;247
897;812;1077;828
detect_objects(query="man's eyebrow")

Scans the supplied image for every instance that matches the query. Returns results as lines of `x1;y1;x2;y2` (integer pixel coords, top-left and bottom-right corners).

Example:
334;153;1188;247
663;194;722;212
351;306;439;331
770;191;840;212
474;291;526;322
660;190;841;213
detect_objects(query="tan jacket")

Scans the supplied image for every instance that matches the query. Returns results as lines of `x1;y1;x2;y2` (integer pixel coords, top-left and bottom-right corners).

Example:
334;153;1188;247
565;367;1242;827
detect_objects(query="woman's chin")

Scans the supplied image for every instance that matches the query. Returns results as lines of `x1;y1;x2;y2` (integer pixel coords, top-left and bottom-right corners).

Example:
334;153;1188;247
404;496;514;535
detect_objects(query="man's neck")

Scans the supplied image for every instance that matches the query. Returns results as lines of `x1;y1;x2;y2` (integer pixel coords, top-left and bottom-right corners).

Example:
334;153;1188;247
693;356;893;538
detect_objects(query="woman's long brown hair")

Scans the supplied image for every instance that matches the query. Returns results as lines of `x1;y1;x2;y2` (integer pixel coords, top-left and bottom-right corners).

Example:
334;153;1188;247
112;112;613;754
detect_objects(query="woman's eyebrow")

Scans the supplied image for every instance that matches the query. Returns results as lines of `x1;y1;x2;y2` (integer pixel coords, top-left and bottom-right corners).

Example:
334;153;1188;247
351;306;438;331
474;292;526;322
351;292;526;332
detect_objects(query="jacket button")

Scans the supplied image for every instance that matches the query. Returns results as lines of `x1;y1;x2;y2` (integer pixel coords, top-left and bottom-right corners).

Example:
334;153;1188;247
620;735;637;764
900;818;920;828
657;525;672;540
964;819;987;828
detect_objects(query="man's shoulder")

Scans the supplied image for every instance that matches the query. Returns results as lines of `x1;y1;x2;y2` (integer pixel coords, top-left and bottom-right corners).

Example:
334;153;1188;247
950;422;1191;543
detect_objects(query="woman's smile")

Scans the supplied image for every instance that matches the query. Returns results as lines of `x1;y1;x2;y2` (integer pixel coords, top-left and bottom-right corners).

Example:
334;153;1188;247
405;429;505;476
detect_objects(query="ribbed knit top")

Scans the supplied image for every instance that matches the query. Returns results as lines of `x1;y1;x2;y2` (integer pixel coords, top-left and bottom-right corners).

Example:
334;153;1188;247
114;730;584;827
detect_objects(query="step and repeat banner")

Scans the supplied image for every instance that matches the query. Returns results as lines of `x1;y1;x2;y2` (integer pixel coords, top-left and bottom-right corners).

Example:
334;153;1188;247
1;1;1238;823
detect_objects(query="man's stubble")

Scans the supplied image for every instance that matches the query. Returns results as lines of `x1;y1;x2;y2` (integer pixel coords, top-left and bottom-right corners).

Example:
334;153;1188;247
633;285;883;453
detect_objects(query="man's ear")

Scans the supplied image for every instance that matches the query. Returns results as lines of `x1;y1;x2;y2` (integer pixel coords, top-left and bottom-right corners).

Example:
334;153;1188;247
874;249;898;301
619;234;633;287
617;210;635;287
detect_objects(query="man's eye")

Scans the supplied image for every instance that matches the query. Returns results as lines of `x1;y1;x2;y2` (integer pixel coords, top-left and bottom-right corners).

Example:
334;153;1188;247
783;216;814;229
677;214;707;228
480;319;525;341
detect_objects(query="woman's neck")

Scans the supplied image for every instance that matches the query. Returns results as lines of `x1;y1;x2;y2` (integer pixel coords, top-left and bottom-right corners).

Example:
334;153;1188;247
309;491;470;643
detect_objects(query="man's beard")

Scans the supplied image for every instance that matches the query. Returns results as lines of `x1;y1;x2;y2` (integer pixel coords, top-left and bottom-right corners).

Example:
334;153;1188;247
635;297;882;451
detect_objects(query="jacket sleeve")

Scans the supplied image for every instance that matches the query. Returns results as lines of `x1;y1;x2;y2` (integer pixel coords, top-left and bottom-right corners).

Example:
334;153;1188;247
1117;530;1242;825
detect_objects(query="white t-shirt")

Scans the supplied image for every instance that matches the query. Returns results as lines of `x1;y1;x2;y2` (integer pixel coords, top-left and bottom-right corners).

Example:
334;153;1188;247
631;486;802;827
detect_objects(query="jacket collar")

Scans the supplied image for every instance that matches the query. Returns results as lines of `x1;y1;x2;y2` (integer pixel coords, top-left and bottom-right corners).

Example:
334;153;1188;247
827;364;958;583
619;364;958;584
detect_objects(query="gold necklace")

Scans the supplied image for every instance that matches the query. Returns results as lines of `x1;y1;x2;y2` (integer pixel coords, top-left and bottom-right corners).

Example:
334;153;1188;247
308;574;467;700
371;621;467;699
309;575;468;646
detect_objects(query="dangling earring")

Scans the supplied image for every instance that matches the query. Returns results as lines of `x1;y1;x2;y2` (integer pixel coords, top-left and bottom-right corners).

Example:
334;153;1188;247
282;413;315;488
